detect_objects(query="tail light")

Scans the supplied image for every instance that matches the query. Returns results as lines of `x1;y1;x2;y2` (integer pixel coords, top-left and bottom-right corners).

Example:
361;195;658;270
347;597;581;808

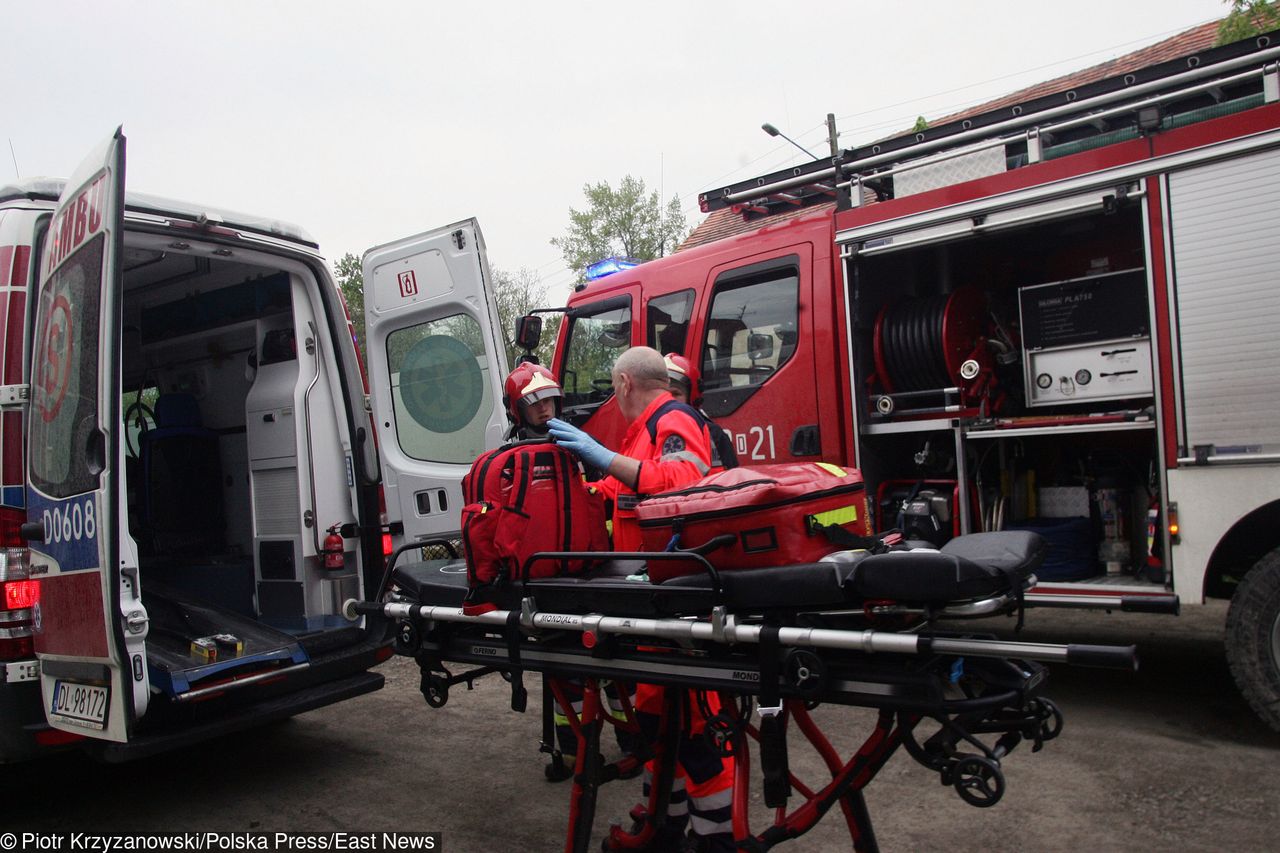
0;508;35;661
378;485;394;557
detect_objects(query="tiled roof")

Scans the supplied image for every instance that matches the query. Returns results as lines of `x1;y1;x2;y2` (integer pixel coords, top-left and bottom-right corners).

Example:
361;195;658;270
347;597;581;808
679;201;835;251
679;20;1222;252
931;21;1220;125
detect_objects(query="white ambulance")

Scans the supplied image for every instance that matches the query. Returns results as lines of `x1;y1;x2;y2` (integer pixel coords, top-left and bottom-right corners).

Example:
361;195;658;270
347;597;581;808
0;128;509;761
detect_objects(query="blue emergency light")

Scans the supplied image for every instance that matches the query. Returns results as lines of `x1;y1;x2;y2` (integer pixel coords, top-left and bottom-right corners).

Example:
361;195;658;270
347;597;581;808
585;256;642;281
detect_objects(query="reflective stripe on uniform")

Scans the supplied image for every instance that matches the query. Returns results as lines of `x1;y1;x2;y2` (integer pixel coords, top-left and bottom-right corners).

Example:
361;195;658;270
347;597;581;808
642;768;689;816
661;449;710;475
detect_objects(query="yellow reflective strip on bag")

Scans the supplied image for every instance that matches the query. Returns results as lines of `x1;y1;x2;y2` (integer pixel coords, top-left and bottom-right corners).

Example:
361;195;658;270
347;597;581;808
808;504;859;528
815;462;848;477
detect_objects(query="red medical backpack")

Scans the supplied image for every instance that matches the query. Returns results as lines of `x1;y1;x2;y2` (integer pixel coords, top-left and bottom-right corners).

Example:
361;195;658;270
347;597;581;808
461;441;609;599
635;463;873;581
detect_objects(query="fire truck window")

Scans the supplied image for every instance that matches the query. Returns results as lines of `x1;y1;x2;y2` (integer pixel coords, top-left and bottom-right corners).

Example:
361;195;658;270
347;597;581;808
29;233;104;499
561;301;632;410
699;271;799;417
385;312;495;464
646;290;694;356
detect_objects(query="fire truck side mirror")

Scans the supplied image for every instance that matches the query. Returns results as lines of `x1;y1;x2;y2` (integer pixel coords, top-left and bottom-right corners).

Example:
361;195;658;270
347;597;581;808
747;333;774;361
515;315;543;352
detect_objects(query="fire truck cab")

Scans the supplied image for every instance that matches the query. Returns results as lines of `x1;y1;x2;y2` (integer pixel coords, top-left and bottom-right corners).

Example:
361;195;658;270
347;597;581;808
543;29;1280;729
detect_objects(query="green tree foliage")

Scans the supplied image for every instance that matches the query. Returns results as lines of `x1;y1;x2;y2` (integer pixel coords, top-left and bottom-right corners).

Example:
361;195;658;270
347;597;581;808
1217;0;1280;44
492;266;561;367
912;116;929;133
551;176;687;287
332;252;366;361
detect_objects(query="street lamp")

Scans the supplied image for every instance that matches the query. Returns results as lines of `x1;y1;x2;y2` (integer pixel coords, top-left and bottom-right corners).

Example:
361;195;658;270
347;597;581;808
761;122;820;160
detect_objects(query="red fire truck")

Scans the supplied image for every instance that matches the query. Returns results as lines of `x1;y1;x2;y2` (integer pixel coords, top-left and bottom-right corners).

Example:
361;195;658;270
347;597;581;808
531;28;1280;729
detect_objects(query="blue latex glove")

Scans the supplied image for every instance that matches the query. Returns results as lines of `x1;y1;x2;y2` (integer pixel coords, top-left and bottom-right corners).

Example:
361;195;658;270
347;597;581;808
547;418;617;471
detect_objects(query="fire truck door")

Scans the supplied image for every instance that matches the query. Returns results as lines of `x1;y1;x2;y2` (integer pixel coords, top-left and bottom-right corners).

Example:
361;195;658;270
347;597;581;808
696;249;820;463
362;219;508;543
28;128;146;742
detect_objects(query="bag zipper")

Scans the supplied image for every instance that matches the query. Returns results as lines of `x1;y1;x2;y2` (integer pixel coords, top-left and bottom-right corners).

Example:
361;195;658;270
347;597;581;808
636;482;866;528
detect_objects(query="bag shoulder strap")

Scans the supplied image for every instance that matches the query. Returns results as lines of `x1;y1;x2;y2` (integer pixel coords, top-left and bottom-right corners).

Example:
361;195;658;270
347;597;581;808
645;400;706;442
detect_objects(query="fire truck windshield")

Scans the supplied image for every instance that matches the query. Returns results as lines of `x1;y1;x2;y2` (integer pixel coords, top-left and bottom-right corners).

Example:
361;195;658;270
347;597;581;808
560;298;632;412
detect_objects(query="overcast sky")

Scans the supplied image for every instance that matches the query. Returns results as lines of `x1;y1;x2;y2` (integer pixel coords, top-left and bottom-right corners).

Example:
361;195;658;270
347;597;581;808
3;0;1232;300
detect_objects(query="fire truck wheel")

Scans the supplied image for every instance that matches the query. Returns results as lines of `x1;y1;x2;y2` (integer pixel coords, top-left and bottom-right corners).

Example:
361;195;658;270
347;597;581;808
1225;548;1280;732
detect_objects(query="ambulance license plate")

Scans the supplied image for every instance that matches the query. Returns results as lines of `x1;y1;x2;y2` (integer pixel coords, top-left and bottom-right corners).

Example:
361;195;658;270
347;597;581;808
50;680;109;729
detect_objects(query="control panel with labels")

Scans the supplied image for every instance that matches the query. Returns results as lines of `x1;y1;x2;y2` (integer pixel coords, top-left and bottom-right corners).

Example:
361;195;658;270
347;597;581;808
1019;269;1154;407
1025;338;1154;405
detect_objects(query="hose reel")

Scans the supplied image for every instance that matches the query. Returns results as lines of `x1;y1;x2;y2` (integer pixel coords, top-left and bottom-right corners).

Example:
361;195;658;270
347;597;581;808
871;287;1002;416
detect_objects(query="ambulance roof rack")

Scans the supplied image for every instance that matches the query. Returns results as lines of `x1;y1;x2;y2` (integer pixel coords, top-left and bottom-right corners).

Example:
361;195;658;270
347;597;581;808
700;28;1280;219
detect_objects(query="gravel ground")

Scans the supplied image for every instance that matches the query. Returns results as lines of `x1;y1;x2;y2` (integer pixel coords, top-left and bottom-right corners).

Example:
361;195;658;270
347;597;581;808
6;600;1279;852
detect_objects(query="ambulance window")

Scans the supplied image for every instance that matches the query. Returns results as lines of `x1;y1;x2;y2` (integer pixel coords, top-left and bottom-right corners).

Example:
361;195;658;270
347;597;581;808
561;299;631;410
699;268;799;417
385;312;496;464
29;234;104;498
646;290;693;356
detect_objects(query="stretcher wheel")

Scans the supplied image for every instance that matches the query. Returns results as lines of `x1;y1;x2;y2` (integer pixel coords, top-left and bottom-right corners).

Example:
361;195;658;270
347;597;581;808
394;621;421;656
952;756;1004;807
421;672;450;708
785;649;826;698
1031;697;1064;742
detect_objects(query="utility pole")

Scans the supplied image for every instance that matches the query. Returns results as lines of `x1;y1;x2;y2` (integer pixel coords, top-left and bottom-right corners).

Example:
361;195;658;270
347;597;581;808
826;114;839;158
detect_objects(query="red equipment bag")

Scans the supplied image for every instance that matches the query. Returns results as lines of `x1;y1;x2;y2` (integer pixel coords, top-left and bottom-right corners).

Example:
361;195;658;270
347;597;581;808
635;463;873;581
460;441;609;606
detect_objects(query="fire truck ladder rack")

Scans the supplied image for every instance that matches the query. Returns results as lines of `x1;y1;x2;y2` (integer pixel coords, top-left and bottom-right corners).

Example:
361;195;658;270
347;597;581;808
700;29;1280;220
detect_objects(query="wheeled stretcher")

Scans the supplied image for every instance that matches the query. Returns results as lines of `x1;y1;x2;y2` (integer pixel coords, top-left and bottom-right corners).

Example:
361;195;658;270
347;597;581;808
346;531;1136;852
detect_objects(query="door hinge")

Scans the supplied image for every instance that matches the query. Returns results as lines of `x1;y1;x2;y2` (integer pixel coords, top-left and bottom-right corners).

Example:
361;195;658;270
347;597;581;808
0;384;30;409
3;660;39;683
452;229;466;250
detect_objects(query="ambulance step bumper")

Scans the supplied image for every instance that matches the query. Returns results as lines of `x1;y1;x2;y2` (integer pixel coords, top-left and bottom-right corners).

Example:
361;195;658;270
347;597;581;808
94;670;385;763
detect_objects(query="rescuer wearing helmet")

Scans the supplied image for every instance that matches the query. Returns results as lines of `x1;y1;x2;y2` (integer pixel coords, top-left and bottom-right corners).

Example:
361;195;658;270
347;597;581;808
503;362;635;782
503;361;563;439
665;353;738;472
547;347;734;851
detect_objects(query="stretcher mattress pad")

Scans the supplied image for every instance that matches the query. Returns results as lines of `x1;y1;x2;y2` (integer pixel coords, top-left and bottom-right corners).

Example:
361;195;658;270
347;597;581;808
390;531;1043;617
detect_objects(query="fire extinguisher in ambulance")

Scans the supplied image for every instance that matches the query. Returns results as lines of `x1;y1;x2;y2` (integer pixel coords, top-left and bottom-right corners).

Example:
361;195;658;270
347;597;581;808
323;525;346;570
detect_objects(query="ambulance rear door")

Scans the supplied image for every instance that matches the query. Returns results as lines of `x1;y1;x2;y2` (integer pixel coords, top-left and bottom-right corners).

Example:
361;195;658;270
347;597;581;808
363;220;509;543
26;128;146;742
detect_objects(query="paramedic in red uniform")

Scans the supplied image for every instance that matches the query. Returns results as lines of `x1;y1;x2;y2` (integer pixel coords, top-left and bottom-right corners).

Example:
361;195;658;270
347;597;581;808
548;346;735;852
503;362;634;780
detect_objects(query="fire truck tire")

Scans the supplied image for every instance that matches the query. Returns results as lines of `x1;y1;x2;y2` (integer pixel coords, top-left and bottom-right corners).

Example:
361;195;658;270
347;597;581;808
1225;548;1280;732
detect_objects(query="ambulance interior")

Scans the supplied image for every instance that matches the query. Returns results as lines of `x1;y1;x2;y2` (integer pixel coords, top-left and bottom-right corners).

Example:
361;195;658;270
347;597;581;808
847;201;1164;586
118;233;363;698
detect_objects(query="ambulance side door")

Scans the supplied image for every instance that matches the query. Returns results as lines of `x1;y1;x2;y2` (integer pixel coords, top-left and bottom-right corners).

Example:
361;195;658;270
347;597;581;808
363;220;508;543
27;128;146;742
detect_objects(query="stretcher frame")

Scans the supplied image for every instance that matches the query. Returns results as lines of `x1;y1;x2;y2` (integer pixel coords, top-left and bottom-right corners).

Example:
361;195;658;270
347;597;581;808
348;542;1135;852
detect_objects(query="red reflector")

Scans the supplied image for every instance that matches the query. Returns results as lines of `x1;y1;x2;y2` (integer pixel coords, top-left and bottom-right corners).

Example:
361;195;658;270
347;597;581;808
382;533;394;557
375;645;394;663
583;631;597;649
4;579;40;610
35;728;87;747
0;507;25;548
0;635;33;660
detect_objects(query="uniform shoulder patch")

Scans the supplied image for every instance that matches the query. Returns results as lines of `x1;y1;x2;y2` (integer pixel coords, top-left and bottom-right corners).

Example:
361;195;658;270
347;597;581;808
661;433;686;455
